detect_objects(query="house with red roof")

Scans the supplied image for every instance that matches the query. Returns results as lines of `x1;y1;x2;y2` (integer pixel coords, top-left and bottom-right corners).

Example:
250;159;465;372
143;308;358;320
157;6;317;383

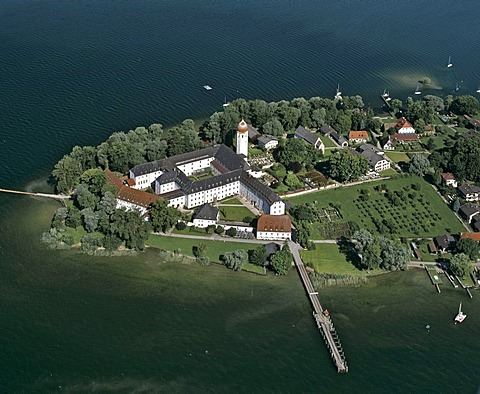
256;214;292;241
441;172;457;188
395;117;416;134
348;130;368;143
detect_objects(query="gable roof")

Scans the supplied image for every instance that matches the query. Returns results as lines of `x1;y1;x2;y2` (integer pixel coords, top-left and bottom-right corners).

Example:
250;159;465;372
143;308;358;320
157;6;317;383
460;232;480;241
257;214;292;233
458;184;480;196
441;172;456;181
395;117;413;130
295;126;320;146
459;203;480;218
392;133;419;141
105;169;163;208
348;130;368;140
320;125;336;135
257;135;278;145
356;144;385;166
194;204;219;220
434;234;455;250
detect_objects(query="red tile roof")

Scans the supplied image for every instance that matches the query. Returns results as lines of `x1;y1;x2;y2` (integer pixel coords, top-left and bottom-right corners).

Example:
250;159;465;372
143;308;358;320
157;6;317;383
348;130;368;140
392;133;419;141
105;169;163;208
395;117;413;130
460;232;480;241
441;172;456;181
257;214;292;233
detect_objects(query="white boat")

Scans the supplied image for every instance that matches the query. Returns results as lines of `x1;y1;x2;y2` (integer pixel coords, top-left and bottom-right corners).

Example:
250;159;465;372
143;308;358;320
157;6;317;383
455;82;460;92
203;85;212;91
414;85;421;95
476;87;480;93
454;302;466;324
222;96;229;107
335;84;342;100
382;89;392;101
447;56;453;68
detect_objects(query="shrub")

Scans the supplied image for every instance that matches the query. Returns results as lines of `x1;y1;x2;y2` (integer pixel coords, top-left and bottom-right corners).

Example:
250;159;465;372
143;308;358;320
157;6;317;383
214;225;224;234
205;225;216;234
176;221;186;230
196;256;210;266
226;227;237;237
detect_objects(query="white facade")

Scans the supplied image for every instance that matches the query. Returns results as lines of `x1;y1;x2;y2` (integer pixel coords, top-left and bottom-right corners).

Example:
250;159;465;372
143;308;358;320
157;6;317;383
185;181;241;208
177;157;213;176
130;169;163;190
115;200;148;216
374;159;391;172
256;230;291;241
168;195;186;208
236;130;248;157
157;181;178;194
192;218;217;228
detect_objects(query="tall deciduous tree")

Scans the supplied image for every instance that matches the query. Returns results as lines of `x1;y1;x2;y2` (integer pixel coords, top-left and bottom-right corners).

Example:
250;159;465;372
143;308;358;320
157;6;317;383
270;249;293;275
329;150;369;182
408;154;432;177
110;208;151;250
450;253;472;278
223;249;248;271
150;200;181;232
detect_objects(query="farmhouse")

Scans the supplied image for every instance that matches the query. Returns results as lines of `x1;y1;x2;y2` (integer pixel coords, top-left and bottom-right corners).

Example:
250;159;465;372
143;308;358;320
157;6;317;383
294;126;325;153
192;204;219;228
256;214;292;241
458;184;480;202
395;117;416;134
441;172;458;188
348;130;368;143
356;144;391;172
127;121;286;215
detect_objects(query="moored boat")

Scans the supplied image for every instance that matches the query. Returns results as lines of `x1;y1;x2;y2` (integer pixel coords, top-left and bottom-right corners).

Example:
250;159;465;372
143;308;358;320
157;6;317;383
454;302;466;324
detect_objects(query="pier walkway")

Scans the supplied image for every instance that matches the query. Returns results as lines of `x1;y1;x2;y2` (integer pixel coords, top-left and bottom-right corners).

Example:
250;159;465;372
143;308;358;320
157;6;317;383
288;241;348;373
0;188;71;200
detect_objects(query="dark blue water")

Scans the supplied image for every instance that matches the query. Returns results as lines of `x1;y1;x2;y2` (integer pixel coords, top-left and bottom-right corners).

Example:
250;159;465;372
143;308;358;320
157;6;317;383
1;1;480;392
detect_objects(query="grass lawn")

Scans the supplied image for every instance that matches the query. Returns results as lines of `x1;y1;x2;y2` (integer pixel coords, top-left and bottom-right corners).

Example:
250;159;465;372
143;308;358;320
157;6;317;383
146;234;259;263
172;226;208;236
385;151;410;163
301;244;380;276
379;168;397;176
219;196;243;205
319;134;336;148
287;176;465;238
219;205;255;222
243;262;266;275
249;148;264;157
64;227;103;244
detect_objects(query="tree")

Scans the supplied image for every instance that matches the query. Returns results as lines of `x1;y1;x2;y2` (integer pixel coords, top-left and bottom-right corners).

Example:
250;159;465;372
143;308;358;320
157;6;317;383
226;227;237;237
389;99;402;115
284;172;303;189
452;136;480;182
81;208;99;233
74;184;99;210
450;253;472;278
456;238;480;261
223;249;248;271
452;198;461;213
270;249;293;275
193;243;207;258
450;95;480;116
80;168;110;196
329;150;369;182
150;200;181;232
422;77;431;86
262;118;284;137
249;245;267;266
52;207;68;229
97;191;117;216
65;205;82;228
276;138;307;168
52;155;83;193
378;237;409;271
408;154;432;177
361;242;382;270
110;208;151;250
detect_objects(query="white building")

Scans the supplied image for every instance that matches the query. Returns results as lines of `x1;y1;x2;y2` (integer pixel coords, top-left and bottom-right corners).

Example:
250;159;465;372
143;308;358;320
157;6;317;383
395;117;416;134
257;135;279;150
256;214;292;241
192;204;219;228
357;144;391;172
127;121;286;215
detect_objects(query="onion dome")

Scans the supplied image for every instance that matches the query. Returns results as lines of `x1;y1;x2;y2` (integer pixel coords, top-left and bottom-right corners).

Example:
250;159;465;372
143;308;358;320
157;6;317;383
237;119;248;133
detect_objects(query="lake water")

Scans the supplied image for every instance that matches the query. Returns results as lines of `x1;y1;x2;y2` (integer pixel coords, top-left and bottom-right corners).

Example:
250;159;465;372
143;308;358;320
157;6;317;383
1;0;480;392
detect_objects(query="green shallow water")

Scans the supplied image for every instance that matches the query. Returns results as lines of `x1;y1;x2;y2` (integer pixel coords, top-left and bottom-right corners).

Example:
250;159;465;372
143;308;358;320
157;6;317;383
1;195;480;392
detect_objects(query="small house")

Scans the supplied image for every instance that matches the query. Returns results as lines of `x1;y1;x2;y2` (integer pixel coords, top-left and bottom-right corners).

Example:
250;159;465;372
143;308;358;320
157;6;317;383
433;234;455;253
294;126;325;153
193;204;219;228
348;130;368;143
248;125;261;142
320;125;336;136
460;232;480;242
458;203;480;224
428;242;437;254
257;135;279;150
395;117;416;134
330;131;348;147
458;184;480;202
356;144;391;172
441;172;458;188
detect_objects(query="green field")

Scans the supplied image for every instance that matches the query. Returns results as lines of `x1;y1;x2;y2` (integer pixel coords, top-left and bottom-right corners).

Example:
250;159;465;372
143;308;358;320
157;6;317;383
385;151;410;163
146;234;259;263
301;243;380;276
379;168;397;176
219;205;255;222
219;196;243;205
319;134;336;148
287;176;465;238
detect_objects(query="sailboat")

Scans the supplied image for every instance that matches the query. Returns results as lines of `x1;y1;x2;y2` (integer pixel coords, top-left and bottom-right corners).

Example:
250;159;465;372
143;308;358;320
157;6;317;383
476;87;480;93
454;302;466;323
382;89;392;101
447;56;453;68
335;84;342;100
222;96;230;107
455;82;460;92
414;85;421;95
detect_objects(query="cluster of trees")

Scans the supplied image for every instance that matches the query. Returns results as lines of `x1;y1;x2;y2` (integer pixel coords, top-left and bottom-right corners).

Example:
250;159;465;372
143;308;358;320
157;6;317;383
45;169;152;251
274;138;323;172
408;154;432;177
449;253;473;278
352;229;409;271
201;95;381;145
329;150;369;182
52;121;203;193
389;94;479;132
223;243;293;275
430;135;480;183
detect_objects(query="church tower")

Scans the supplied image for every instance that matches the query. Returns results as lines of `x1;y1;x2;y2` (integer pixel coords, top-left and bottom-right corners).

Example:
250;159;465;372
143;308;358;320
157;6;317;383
236;119;249;158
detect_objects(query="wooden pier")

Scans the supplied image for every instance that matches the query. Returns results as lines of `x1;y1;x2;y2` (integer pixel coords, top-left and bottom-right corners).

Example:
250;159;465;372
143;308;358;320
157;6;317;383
289;241;348;373
0;188;70;200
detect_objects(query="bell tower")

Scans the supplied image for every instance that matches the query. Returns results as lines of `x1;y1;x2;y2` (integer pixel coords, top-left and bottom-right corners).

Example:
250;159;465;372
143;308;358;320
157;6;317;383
236;119;249;158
